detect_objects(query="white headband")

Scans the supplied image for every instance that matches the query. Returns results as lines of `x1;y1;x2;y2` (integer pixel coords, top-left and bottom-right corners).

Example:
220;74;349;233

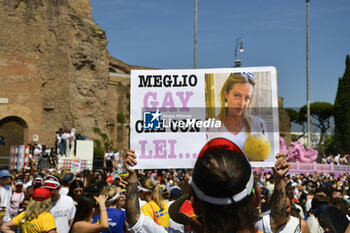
137;181;153;192
190;170;254;205
106;192;120;203
42;180;61;189
137;186;153;192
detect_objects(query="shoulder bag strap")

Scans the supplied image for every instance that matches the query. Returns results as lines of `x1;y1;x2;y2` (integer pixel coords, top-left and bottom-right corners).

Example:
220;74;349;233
148;202;161;225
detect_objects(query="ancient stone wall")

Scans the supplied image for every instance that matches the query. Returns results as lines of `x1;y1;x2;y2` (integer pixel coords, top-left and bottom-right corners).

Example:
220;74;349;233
106;73;130;150
0;0;111;147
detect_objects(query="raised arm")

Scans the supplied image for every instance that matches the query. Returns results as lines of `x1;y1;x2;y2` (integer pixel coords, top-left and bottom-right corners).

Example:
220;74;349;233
71;194;109;233
270;153;290;232
124;149;140;227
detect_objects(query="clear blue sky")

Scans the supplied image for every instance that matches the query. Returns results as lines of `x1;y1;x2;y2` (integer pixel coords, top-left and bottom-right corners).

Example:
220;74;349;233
91;0;350;108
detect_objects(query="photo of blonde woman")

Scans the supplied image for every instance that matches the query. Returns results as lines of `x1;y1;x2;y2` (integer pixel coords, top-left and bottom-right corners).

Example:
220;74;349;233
206;69;278;165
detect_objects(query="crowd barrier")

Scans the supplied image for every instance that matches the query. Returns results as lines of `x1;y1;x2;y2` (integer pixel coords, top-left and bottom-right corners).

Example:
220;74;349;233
255;162;350;178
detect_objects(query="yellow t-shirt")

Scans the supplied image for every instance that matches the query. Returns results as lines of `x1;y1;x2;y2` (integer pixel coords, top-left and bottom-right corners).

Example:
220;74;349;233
141;200;170;228
12;211;56;233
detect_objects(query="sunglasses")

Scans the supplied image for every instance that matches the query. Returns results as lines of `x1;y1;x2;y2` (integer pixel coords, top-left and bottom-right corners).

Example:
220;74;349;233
240;72;256;83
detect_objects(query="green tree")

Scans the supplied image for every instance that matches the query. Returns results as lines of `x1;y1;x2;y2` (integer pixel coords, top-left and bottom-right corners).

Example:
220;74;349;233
93;127;113;158
285;108;306;141
324;134;337;155
300;102;333;146
334;55;350;154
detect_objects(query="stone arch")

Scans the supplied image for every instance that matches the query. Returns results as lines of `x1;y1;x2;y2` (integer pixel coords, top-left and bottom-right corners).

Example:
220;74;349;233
0;105;38;166
0;116;29;166
0;105;36;131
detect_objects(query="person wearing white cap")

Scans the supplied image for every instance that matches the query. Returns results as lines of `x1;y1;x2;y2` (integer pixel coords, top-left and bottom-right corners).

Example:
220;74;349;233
43;175;76;233
123;138;290;233
24;174;43;203
0;169;12;223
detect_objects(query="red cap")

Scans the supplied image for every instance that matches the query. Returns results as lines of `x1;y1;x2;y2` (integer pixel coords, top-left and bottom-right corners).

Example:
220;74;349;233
198;137;245;160
32;188;51;201
43;175;61;194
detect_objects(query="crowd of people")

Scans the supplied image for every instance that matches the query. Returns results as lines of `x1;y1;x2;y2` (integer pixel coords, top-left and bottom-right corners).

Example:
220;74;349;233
255;169;350;232
321;154;350;165
0;137;350;233
26;144;58;171
23;128;84;172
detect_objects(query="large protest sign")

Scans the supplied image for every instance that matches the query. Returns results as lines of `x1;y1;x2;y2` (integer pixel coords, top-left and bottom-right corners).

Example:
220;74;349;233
131;67;279;169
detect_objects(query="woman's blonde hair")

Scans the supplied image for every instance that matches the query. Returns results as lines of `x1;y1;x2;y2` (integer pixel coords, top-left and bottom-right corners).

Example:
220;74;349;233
140;178;165;210
102;185;118;207
25;198;52;221
217;73;255;134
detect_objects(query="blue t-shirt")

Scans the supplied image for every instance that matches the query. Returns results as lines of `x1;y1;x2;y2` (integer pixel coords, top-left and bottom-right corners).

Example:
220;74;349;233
92;208;125;233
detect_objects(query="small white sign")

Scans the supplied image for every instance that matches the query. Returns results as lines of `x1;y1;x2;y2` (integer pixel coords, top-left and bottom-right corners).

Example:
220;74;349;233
0;98;9;104
33;135;39;142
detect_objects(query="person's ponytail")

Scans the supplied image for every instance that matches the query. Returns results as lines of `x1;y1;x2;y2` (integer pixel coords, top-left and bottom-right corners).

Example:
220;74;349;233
141;178;165;210
151;184;164;210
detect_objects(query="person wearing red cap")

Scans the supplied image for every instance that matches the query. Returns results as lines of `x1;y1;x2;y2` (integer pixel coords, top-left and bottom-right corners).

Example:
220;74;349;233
43;175;76;233
123;138;290;233
1;188;56;233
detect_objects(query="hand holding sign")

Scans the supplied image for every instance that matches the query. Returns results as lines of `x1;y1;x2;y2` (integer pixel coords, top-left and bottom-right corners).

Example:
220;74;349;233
124;149;137;175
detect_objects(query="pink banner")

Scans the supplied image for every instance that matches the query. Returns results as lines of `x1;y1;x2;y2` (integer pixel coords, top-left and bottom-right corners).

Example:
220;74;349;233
254;162;350;178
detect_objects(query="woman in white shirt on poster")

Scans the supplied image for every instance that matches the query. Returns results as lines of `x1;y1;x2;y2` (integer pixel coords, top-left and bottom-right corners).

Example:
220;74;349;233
207;72;268;152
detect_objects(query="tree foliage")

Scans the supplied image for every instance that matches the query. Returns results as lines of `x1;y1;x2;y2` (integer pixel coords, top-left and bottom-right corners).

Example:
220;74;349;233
299;102;333;146
93;127;113;158
324;134;337;155
334;55;350;154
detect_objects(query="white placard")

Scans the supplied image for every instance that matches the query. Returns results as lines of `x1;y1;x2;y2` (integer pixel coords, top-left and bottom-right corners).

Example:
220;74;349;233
131;67;279;169
75;140;93;169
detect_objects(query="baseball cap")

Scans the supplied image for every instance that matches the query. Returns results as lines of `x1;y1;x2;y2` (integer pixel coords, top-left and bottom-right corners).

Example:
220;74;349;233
32;188;51;201
43;175;61;193
190;137;253;205
197;137;246;160
170;187;181;200
0;170;11;178
34;176;44;184
62;173;75;184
